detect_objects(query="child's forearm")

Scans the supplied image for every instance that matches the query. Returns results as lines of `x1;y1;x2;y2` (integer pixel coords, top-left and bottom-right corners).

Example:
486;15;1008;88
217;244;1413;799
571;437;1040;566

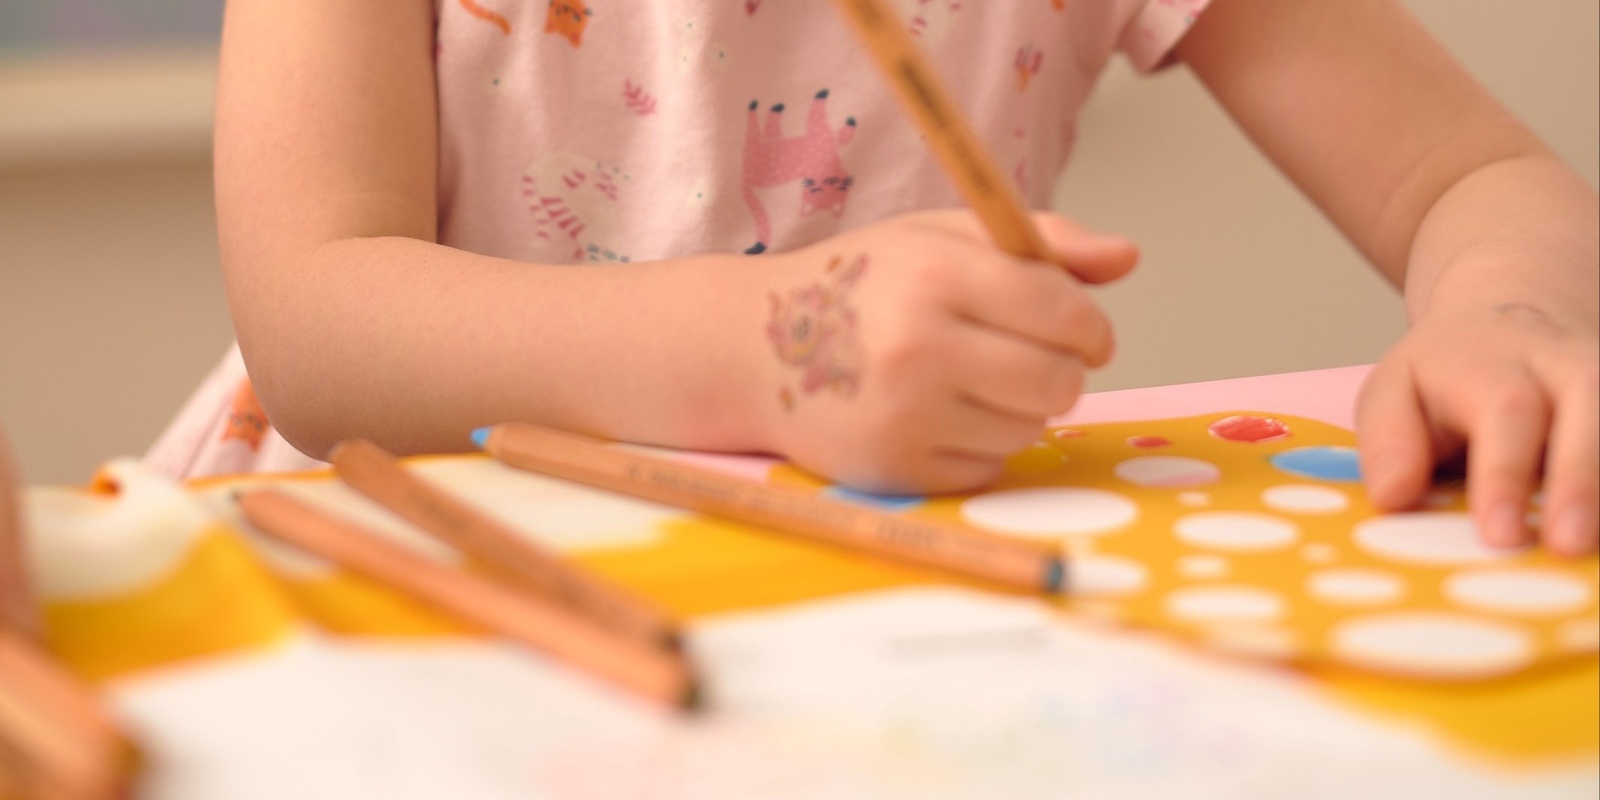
230;238;786;461
1403;152;1599;327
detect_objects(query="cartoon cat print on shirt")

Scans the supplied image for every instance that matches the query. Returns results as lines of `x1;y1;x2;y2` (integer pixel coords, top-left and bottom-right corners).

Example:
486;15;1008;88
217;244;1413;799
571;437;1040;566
522;152;631;263
545;1;592;47
741;89;857;255
220;378;268;452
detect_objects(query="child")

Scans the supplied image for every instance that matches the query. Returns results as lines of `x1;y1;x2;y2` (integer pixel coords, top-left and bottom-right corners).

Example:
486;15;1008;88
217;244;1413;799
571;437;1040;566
147;0;1597;556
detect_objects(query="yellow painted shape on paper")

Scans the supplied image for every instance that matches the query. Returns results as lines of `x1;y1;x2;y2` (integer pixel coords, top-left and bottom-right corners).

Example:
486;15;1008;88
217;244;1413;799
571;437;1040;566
44;527;297;683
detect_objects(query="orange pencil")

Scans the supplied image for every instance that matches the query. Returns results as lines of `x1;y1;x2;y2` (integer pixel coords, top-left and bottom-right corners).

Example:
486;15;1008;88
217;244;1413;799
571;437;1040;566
0;629;137;800
329;439;680;651
236;488;698;708
472;423;1064;593
830;0;1050;260
0;425;136;799
0;426;35;638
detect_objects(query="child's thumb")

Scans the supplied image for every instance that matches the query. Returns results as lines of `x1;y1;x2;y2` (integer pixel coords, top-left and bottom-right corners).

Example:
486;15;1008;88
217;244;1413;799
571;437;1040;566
1032;212;1139;285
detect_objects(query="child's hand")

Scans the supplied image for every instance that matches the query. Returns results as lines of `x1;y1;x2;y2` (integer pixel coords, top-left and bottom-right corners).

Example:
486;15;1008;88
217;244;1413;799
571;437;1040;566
762;210;1137;494
1357;299;1598;556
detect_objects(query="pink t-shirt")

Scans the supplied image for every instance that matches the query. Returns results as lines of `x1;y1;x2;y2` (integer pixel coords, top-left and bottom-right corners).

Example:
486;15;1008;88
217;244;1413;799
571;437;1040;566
146;0;1209;479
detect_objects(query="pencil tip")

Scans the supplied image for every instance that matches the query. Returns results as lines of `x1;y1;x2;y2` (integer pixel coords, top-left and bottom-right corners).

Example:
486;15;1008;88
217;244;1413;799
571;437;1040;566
470;426;492;450
1045;557;1065;594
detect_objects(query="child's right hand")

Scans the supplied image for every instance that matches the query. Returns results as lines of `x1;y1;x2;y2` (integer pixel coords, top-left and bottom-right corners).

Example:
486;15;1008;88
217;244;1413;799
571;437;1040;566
761;210;1138;494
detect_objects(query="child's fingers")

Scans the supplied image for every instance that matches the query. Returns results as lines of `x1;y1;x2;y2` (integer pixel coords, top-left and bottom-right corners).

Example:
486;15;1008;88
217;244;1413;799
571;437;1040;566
948;255;1116;367
1030;212;1140;285
941;394;1052;459
1465;376;1550;549
947;324;1087;419
1354;364;1437;511
1541;370;1599;555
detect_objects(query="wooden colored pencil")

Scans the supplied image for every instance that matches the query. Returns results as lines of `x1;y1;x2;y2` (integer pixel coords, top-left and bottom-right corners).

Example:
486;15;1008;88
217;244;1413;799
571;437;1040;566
472;423;1064;593
830;0;1050;260
329;439;680;651
236;488;698;708
0;627;136;800
0;426;36;639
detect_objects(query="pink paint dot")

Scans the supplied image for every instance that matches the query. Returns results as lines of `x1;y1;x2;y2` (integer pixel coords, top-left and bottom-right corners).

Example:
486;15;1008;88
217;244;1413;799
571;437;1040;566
1208;415;1291;444
1126;435;1170;448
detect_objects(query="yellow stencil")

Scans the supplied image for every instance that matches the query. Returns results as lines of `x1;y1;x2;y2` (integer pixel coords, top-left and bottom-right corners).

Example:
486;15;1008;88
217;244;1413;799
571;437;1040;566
45;527;298;684
770;412;1599;683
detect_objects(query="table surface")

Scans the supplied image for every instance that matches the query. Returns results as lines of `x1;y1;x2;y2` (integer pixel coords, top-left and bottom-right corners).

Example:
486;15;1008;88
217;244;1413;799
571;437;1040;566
26;365;1600;800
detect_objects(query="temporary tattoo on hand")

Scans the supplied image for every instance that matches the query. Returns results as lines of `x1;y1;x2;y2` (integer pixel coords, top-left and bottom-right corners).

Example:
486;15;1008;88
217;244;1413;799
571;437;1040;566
767;254;869;409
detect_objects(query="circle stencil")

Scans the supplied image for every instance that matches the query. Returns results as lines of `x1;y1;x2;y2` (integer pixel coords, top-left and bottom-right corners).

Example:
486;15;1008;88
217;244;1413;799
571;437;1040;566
1166;586;1285;622
960;488;1138;538
1308;568;1406;606
1070;555;1149;597
1330;612;1535;679
1114;456;1222;488
1174;511;1298;551
1261;484;1349;515
1445;569;1592;616
1354;513;1523;565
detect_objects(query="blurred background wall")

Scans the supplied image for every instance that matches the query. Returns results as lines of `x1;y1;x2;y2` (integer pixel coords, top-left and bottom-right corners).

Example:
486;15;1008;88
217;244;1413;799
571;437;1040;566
1;1;1596;485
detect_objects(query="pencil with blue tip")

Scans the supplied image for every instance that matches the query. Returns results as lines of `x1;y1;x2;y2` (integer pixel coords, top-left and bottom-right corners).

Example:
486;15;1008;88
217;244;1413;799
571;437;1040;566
472;423;1065;593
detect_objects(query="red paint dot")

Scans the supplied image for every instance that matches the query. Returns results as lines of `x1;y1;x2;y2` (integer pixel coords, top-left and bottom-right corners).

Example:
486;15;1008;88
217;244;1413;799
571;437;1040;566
1126;435;1170;448
1208;414;1291;443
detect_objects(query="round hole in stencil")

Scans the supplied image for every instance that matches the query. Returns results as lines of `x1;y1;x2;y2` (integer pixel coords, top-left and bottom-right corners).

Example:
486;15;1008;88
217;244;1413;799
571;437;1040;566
1330;612;1535;680
1261;484;1349;515
1444;569;1592;617
1354;512;1524;565
1308;568;1406;606
1068;555;1149;597
1165;585;1285;622
960;488;1137;538
1174;511;1298;551
1113;456;1221;488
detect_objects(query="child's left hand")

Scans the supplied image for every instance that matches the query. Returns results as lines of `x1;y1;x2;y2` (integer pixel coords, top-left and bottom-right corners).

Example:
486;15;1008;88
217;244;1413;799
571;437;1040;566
1357;295;1597;556
1175;0;1597;555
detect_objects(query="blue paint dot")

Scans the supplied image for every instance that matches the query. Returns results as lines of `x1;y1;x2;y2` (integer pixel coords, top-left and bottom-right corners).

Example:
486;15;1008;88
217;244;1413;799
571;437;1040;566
822;485;926;511
1270;446;1362;483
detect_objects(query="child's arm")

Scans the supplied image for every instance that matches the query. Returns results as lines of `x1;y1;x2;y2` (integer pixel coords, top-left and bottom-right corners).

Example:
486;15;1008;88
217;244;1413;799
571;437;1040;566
1175;0;1598;553
216;0;1137;492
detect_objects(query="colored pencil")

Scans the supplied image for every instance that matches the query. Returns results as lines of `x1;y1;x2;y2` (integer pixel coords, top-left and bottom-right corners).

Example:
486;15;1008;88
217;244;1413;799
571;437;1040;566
329;439;680;651
0;620;136;800
830;0;1050;260
472;423;1064;593
0;426;35;638
236;488;698;708
0;426;137;799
